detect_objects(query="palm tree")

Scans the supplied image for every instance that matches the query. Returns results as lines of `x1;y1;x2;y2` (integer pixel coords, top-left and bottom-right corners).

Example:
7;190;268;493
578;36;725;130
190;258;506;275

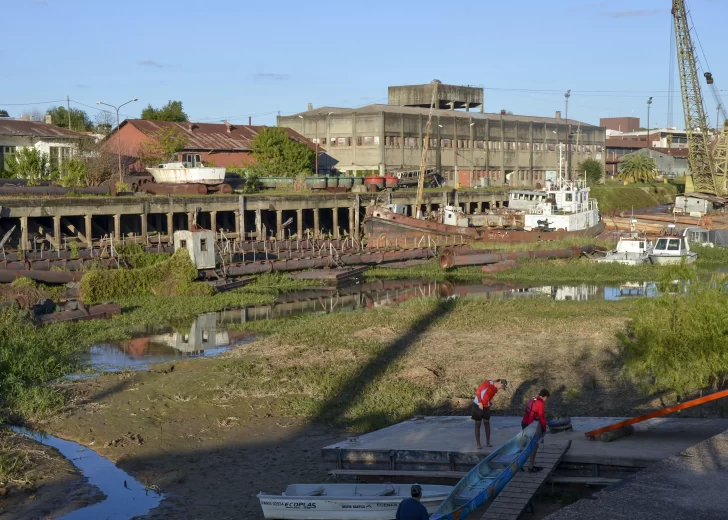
618;153;658;183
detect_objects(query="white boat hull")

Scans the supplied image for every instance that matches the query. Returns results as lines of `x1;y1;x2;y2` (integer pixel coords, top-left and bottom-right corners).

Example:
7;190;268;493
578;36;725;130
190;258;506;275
146;167;226;185
649;252;698;265
593;253;651;266
258;484;451;519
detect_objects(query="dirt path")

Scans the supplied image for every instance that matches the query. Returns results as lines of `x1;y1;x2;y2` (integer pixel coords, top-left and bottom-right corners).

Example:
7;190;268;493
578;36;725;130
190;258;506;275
36;362;346;519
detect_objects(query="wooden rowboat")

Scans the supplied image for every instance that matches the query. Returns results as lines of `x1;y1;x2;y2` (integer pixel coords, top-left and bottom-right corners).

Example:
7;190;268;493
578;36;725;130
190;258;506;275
429;422;542;520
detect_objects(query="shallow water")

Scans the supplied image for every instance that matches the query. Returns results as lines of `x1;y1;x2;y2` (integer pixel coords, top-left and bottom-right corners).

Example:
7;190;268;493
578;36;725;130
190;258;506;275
14;427;162;520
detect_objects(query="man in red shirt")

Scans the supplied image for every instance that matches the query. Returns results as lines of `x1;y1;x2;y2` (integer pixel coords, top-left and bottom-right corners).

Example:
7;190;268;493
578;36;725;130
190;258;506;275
521;388;550;472
471;378;507;449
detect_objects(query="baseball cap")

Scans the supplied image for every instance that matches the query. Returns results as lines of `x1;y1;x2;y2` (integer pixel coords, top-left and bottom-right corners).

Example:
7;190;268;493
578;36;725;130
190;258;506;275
411;484;422;496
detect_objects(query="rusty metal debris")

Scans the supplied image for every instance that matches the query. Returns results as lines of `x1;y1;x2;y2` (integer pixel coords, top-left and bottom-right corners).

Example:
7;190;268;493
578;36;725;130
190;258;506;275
439;245;601;269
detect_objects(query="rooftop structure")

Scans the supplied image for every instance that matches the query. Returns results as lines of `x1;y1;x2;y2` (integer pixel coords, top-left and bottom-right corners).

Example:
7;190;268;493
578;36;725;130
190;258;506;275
388;80;484;111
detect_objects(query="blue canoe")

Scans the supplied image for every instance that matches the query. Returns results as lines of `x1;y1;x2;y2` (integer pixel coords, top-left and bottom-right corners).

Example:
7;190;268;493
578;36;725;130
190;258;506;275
429;422;542;520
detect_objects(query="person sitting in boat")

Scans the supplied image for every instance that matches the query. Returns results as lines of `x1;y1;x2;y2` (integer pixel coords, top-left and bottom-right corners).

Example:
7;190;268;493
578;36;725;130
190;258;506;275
521;388;550;473
471;379;507;449
395;484;429;520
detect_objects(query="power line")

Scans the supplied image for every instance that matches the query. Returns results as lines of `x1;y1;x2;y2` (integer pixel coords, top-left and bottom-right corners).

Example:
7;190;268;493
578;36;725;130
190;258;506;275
0;99;65;106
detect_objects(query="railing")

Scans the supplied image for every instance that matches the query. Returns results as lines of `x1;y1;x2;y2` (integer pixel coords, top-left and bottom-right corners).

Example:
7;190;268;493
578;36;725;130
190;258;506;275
527;199;598;215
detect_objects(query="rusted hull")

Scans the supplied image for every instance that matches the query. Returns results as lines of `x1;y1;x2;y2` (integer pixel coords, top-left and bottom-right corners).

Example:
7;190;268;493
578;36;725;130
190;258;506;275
439;245;601;269
365;209;605;244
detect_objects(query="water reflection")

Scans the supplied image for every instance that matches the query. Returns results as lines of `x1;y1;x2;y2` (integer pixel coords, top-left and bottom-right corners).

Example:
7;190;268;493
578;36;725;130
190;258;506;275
86;278;660;373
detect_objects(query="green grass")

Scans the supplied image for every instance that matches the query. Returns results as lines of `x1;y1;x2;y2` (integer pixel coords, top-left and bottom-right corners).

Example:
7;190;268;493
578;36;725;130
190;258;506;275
694;245;728;266
470;237;615;252
591;183;678;213
365;259;483;282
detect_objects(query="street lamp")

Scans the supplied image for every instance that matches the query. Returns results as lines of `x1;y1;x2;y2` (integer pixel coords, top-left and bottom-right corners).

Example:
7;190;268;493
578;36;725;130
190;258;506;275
647;97;653;149
97;98;138;183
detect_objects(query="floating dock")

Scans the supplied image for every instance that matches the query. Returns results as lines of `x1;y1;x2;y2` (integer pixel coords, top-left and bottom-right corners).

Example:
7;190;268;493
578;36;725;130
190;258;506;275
322;416;728;472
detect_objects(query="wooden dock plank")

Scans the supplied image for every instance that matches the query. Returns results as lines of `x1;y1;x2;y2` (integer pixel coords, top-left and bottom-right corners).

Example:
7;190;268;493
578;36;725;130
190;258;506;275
480;441;571;520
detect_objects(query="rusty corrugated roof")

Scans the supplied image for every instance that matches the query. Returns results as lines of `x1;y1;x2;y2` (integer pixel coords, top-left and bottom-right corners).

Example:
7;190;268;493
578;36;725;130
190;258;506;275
120;120;317;152
0;119;89;138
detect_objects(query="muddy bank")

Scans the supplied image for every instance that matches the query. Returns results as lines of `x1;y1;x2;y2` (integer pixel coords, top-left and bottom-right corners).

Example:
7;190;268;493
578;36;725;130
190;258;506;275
0;430;104;520
41;364;345;519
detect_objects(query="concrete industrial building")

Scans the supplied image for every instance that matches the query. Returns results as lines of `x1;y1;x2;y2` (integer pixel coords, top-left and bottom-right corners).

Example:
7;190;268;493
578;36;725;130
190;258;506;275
278;81;607;188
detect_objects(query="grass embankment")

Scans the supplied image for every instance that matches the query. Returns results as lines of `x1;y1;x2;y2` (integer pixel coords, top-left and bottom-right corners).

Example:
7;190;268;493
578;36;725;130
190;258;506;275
591;182;679;213
221;297;637;431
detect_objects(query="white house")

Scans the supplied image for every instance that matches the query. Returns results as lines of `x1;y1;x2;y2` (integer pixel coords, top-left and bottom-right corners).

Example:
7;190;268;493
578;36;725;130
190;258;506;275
0;119;89;172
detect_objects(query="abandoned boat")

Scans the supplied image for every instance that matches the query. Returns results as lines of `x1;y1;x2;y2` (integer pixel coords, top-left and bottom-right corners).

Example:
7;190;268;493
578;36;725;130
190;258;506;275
256;483;453;519
593;231;653;265
146;153;226;185
429;422;542;520
364;179;604;243
649;228;698;265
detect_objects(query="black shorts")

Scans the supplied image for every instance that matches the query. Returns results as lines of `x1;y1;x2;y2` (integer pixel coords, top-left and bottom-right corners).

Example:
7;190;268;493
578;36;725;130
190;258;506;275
471;403;491;421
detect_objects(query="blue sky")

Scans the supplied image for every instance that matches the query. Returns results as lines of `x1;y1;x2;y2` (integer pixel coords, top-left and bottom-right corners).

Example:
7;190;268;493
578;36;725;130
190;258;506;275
1;0;726;129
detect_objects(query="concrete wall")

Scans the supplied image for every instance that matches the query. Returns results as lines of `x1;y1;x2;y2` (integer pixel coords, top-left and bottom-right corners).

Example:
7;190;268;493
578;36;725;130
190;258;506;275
635;149;689;177
388;84;483;110
280;110;607;188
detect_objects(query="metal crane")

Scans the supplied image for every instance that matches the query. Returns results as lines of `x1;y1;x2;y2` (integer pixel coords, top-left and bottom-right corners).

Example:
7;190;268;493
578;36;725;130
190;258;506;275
672;0;720;194
704;72;728;195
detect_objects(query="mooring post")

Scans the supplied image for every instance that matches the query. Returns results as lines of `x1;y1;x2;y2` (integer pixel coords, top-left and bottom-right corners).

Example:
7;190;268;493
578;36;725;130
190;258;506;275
53;215;61;251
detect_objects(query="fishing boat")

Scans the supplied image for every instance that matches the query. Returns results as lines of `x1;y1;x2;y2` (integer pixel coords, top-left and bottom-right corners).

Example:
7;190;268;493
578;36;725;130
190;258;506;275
593;221;653;266
363;178;604;244
648;225;698;265
256;483;453;519
429;423;542;520
146;153;226;185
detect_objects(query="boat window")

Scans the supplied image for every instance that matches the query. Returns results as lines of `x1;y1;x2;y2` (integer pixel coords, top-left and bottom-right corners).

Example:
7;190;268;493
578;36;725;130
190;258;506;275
639;242;644;249
180;240;187;248
667;239;681;251
565;193;573;202
200;239;208;252
655;238;668;250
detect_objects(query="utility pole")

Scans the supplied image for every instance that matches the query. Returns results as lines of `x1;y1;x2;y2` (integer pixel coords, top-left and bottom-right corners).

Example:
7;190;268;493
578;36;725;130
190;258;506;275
564;89;571;179
647;97;653;149
66;95;71;130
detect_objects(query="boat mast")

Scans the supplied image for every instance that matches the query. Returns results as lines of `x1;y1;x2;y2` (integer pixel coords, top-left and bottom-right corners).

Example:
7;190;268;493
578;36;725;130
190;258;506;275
415;81;439;219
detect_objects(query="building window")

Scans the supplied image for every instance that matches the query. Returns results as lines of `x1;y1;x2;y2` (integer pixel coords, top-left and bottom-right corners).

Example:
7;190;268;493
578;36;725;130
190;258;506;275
405;137;417;147
49;146;72;171
363;136;374;146
321;138;327;145
0;146;16;171
373;136;380;146
441;138;451;148
337;137;346;146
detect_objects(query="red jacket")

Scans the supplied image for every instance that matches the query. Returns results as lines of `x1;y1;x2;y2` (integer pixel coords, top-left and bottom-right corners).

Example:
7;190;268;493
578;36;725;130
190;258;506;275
474;380;498;407
522;396;547;432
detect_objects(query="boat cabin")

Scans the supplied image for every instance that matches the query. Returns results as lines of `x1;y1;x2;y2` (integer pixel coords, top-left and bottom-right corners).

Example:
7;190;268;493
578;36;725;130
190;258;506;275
683;226;713;248
508;190;548;211
616;235;651;254
653;235;690;255
543;179;595;214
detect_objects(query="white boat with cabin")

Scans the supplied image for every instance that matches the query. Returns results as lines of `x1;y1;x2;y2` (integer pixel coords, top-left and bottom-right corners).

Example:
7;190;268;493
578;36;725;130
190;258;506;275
257;483;453;519
594;220;653;266
523;178;600;232
649;226;698;265
146;153;226;185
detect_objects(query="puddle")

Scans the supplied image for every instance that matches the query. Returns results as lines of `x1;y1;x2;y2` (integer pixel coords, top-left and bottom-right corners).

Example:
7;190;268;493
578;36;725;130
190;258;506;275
13;427;162;520
80;278;662;375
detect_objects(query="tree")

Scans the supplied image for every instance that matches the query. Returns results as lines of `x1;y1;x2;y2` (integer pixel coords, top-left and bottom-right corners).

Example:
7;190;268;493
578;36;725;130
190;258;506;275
4;147;52;185
94;110;115;135
45;106;94;131
618;153;657;183
140;100;188;122
578;157;604;185
137;126;189;166
252;127;315;177
19;108;44;122
0;109;9;117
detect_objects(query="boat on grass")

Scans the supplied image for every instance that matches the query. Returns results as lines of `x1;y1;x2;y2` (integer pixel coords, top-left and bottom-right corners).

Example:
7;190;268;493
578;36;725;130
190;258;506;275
429;422;541;520
648;225;698;265
146;153;226;185
256;483;453;519
593;225;653;266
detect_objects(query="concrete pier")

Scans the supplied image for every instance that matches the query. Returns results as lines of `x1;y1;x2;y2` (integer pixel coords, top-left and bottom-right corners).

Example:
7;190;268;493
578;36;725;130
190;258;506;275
0;190;508;250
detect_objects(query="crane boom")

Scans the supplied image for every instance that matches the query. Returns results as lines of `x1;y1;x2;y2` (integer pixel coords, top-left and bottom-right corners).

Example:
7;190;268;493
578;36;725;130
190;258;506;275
415;81;439;219
672;0;717;194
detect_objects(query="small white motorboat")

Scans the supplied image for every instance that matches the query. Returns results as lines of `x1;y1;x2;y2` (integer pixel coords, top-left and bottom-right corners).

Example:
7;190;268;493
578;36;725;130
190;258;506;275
257;483;453;519
146;154;226;185
593;233;653;265
649;225;698;265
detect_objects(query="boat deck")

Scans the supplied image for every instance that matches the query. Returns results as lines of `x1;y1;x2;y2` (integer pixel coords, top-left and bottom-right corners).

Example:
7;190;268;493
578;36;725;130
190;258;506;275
482;441;571;520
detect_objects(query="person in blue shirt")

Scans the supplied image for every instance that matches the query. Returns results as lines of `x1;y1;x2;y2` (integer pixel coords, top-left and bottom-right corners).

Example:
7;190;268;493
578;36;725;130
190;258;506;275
396;484;429;520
